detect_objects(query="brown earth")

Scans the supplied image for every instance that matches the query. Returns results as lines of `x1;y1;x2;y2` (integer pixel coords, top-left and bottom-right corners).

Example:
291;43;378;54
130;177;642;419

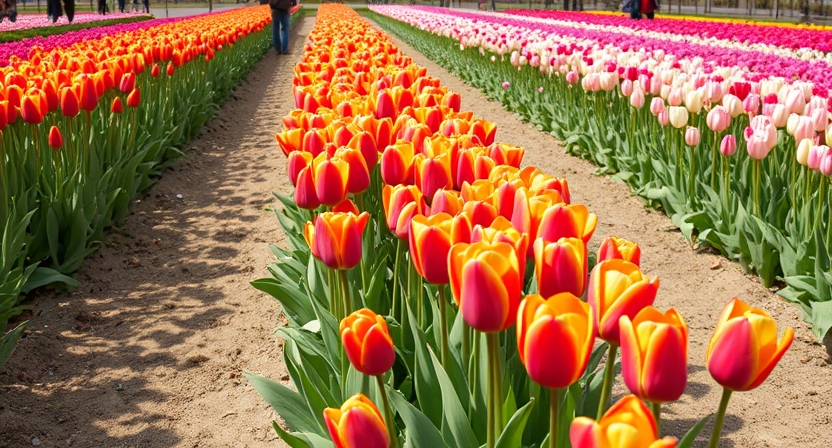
1;9;831;448
0;18;314;448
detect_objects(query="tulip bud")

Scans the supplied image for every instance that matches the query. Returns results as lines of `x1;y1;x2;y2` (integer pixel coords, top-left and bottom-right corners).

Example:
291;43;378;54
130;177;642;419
706;298;793;392
649;97;665;116
685;126;701;146
620;307;688;403
341;309;396;376
151;63;161;77
821;148;832;176
597;236;641;266
60;87;80;117
808;145;827;171
797;138;813;166
48;125;63;149
587;260;659;345
323;394;389;448
111;97;123;114
534;237;587;298
119;72;135;93
517;293;595;389
565;71;579;84
720;135;737;157
706;106;731;133
722;93;744;117
657;109;670;126
303;211;370;270
629;87;645;109
126;88;141;108
668;106;688;129
620;80;633;97
20;94;44;124
770;103;788;128
166;63;175;77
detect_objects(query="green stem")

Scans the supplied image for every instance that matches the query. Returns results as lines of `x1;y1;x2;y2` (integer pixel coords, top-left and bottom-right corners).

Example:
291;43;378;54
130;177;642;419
711;132;720;189
376;375;399;448
391;240;402;320
708;388;733;448
328;268;337;319
651;401;662;437
814;176;826;236
549;388;564;448
753;159;761;217
689;145;697;209
596;344;618;421
361;373;371;397
339;269;352;317
486;332;502;447
438;286;451;371
462;321;470;378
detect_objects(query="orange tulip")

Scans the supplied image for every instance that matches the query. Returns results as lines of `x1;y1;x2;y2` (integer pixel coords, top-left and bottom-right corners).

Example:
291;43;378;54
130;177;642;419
570;395;677;448
294;165;322;210
517;293;595;389
341;309;396;376
597;236;641;267
382;184;426;239
111;97;123;114
303;211;370;270
471;216;528;275
287;151;314;187
380;141;415;186
126;88;141;108
324;394;389;448
79;75;99;112
20;94;44;124
428;189;464;216
537;203;597;245
620;307;688;403
60;87;80;118
533;237;587;298
409;213;455;284
510;189;564;258
587;260;659;345
333;146;371;194
48;126;63;150
706;298;794;392
449;241;523;333
413;152;453;200
311;152;350;206
276;128;304;156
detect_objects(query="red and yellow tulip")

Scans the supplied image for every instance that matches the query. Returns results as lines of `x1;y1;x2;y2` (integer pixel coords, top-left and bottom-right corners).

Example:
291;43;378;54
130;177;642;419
570;395;677;448
304;211;370;270
340;309;396;376
324;394;390;448
587;260;659;345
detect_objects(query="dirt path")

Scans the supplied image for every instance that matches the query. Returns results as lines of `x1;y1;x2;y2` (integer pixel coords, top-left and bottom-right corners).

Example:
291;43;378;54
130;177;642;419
0;20;312;448
370;21;832;448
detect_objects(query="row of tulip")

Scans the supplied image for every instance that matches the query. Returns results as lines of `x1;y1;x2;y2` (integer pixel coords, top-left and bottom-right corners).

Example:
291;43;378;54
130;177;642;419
247;4;795;448
505;9;832;56
366;6;832;342
0;12;150;33
0;5;301;368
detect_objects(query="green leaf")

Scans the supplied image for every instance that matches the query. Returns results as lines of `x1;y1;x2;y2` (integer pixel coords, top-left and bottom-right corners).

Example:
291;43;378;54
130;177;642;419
495;398;535;448
677;413;714;448
405;294;443;427
244;371;321;434
810;300;832;341
0;321;27;367
428;349;478;448
21;267;79;293
389;390;448;448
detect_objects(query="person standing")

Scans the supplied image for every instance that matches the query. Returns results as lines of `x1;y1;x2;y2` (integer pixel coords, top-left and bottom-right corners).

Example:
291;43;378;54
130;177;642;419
641;0;658;19
268;0;295;55
141;0;148;13
117;0;125;12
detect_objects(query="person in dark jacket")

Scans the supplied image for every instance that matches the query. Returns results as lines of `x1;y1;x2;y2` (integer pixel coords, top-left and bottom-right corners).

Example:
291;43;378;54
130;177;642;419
623;0;641;19
641;0;658;19
269;0;296;54
97;0;107;14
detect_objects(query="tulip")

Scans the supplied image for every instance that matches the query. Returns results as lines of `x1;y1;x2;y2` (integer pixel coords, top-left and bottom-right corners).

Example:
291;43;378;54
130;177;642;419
657;109;670;127
111;97;123;114
620;307;688;405
333;147;371;195
597;236;641;266
409;213;453;285
382;184;426;240
620;80;633;97
743;93;760;116
517;293;595;389
341;309;396;376
60;87;80;118
720;135;737;157
537;203;597;245
706;106;731;133
745;115;777;160
668;106;688;129
771;104;789;128
533;237;587;298
566;71;579;84
151;63;161;78
571;395;677;448
722;93;743;117
126;88;141;108
380;141;415;186
119;72;135;93
684;89;703;114
705;298;794;448
324;394;390;448
449;241;522;333
20;94;44;124
796;138;813;166
821;149;832;176
649;97;665;116
311;152;350;206
294;166;321;210
303;211;370;271
429;189;464;216
587;259;659;418
630;87;645;109
48;126;63;150
685;126;701;147
808;145;827;171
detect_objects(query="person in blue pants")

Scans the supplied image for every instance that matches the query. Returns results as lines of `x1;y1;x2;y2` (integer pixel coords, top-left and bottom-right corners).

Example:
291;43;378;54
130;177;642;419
269;0;295;55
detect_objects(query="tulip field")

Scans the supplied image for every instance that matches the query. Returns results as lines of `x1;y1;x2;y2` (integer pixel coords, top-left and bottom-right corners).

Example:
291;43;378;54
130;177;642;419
0;6;301;367
247;4;798;448
365;6;832;343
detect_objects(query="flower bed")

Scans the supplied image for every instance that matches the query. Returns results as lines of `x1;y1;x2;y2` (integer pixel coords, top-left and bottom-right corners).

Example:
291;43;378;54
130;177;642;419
368;5;832;342
0;5;304;367
0;12;151;33
248;4;795;448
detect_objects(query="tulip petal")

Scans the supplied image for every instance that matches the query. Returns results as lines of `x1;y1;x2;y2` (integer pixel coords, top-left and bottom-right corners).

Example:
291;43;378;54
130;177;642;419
341;407;389;448
641;325;687;402
570;417;602;448
707;318;757;391
524;315;583;388
360;325;396;376
460;259;509;333
747;327;794;390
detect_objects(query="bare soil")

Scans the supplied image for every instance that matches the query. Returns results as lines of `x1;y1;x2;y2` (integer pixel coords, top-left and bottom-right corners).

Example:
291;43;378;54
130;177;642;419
1;11;830;448
0;19;313;448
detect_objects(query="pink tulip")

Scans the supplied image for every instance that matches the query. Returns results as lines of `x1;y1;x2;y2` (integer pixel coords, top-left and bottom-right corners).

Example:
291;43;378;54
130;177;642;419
771;104;789;128
821;149;832;176
566;71;579;84
658;109;670;126
743;94;761;116
650;97;666;116
794;116;816;143
621;80;634;97
812;108;829;132
720;135;737;157
786;89;806;115
706;106;731;133
706;81;724;103
667;88;683;107
685;126;701;146
630;88;645;109
502;81;510;89
745;115;777;160
808;145;828;171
